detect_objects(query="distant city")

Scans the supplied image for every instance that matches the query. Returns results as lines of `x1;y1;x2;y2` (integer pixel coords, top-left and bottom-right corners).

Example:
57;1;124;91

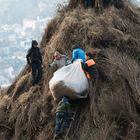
0;0;67;88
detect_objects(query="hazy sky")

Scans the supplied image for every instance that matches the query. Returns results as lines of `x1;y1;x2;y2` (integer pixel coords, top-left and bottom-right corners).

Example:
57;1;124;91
0;0;68;87
130;0;140;5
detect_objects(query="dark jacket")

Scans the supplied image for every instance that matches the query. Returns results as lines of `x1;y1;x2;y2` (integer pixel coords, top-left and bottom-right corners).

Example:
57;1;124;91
26;47;42;65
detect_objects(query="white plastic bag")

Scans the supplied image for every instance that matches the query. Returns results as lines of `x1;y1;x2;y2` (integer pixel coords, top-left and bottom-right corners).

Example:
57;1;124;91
49;60;89;100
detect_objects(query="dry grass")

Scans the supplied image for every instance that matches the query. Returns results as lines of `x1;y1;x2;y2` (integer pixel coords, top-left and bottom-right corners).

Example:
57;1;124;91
0;0;139;140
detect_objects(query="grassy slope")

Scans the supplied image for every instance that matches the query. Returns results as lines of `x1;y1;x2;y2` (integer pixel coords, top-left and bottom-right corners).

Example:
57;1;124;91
0;1;140;140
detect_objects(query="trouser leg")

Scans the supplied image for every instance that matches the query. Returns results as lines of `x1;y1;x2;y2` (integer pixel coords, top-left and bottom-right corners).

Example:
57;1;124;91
55;112;66;134
36;63;42;84
99;0;103;13
85;0;88;8
63;113;71;128
55;113;62;134
31;63;37;85
89;0;92;7
59;113;67;132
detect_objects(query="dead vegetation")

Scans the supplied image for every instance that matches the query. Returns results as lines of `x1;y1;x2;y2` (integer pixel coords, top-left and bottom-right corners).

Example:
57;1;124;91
0;0;140;140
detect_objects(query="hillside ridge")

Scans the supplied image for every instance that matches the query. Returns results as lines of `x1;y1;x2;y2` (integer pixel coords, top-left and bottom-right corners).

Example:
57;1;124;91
0;1;140;140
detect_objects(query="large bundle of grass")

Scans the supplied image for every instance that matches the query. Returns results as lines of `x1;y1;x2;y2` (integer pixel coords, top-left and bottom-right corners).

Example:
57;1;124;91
0;0;139;140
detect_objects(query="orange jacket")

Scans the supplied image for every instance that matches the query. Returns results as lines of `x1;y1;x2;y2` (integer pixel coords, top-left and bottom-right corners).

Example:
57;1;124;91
82;59;97;79
86;59;95;79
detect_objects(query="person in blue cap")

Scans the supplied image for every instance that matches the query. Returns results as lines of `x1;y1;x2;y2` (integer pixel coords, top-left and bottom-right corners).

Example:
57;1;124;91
71;44;86;63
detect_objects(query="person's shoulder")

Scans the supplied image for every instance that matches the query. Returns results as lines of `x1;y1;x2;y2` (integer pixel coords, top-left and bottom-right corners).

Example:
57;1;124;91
78;48;84;51
36;47;40;50
34;47;41;52
76;48;82;51
27;47;32;53
61;54;67;57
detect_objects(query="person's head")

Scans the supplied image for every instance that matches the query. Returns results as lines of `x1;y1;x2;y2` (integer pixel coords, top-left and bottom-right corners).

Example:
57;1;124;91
32;40;38;48
71;44;80;51
61;96;69;103
54;51;61;60
86;52;93;60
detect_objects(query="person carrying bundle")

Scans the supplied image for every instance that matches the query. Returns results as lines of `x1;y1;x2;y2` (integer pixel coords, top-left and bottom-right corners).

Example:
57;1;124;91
71;44;86;63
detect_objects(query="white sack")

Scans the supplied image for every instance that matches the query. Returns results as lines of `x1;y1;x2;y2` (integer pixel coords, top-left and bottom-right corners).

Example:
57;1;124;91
49;60;89;100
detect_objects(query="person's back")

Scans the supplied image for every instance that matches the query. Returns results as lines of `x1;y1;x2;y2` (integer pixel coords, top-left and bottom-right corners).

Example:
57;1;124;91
72;44;86;63
82;52;98;81
27;47;42;64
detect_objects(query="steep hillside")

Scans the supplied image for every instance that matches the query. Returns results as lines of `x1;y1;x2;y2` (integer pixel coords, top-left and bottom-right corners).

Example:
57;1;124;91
0;1;140;140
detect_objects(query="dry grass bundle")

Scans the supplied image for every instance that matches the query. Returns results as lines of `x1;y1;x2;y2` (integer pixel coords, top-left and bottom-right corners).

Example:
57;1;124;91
11;73;31;100
40;13;66;49
0;95;11;134
14;104;29;140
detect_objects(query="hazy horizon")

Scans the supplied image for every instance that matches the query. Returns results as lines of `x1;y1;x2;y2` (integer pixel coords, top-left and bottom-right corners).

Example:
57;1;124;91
0;0;67;87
